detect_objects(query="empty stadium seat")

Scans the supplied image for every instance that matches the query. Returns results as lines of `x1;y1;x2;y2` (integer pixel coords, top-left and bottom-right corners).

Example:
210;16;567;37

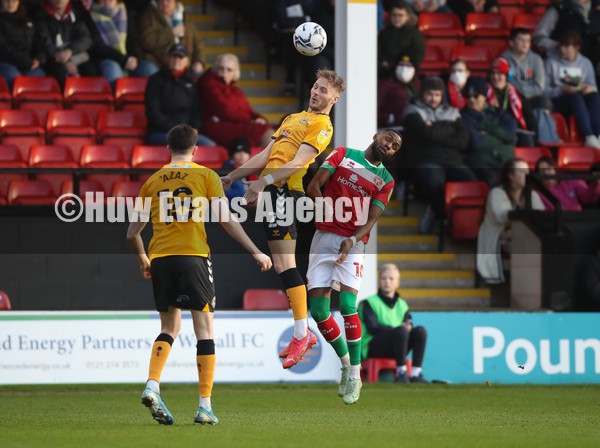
361;358;412;383
465;13;509;55
497;0;527;29
29;145;79;195
557;146;599;171
512;13;543;32
0;109;45;160
0;290;12;310
131;145;170;168
12;76;63;123
420;45;450;76
61;179;105;203
115;77;148;112
0;143;27;167
80;144;130;193
243;289;290;310
449;46;493;76
64;77;114;120
8;179;57;205
46;109;97;161
445;181;489;240
418;13;465;59
97;111;146;160
0;77;11;110
192;146;228;169
112;180;144;198
514;146;553;169
528;0;550;15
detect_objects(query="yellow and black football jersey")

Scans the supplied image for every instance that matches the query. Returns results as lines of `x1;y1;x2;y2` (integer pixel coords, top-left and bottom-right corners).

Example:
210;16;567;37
261;110;333;191
138;162;225;260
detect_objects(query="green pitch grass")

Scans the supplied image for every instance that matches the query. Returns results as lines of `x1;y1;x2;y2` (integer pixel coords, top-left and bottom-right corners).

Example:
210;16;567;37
2;383;599;448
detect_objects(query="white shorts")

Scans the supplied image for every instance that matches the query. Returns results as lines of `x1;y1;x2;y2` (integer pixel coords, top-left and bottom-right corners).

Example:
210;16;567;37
306;230;366;292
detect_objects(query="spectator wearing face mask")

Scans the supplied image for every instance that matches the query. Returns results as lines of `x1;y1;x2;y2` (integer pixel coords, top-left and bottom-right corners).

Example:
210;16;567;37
401;76;476;233
377;55;419;128
446;59;471;110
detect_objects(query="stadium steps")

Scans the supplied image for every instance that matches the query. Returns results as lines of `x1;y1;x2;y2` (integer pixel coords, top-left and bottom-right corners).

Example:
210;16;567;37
377;201;491;309
187;0;300;119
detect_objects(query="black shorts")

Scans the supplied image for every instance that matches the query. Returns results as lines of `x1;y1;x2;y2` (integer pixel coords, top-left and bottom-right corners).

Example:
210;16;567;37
259;184;305;241
150;256;215;312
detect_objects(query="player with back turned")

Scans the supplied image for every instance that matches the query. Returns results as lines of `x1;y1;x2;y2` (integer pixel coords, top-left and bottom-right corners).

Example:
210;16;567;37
221;69;346;369
306;129;402;405
127;124;272;426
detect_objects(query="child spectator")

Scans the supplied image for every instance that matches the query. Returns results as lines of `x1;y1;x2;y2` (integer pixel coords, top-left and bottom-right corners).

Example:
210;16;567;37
221;137;257;200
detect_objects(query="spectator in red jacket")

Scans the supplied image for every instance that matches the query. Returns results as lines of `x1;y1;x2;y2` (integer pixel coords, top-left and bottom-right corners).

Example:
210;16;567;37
197;53;274;148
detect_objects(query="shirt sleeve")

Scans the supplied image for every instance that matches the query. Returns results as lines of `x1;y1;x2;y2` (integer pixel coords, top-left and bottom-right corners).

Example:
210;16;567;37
303;117;333;154
206;169;226;199
320;146;346;173
372;179;395;211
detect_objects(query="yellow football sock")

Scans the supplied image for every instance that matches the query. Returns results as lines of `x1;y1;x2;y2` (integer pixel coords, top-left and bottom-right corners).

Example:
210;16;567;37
197;354;216;397
148;340;172;382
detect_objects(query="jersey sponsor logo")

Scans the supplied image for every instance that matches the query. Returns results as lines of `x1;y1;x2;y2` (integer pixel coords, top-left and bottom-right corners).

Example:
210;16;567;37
336;175;369;197
316;129;329;145
299;118;309;125
280;129;291;138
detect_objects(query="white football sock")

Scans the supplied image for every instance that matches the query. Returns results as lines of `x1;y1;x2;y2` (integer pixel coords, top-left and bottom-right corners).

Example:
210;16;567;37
349;365;361;379
396;365;407;375
340;353;351;367
411;366;422;377
293;318;307;339
146;379;159;393
200;396;211;411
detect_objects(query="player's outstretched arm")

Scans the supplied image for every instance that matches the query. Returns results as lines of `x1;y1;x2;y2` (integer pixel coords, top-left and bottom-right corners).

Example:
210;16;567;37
244;143;318;203
211;198;273;272
221;140;275;190
126;220;151;279
336;204;385;265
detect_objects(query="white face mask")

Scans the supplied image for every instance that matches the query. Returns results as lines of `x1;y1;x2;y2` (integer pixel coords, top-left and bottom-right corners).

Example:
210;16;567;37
395;65;415;83
450;71;468;88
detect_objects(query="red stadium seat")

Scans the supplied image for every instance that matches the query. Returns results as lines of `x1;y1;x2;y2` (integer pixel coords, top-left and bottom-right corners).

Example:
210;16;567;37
445;181;489;240
250;146;263;157
0;143;27;167
64;77;114;121
420;45;450;76
80;144;130;193
418;13;465;59
0;109;45;160
514;146;553;169
568;115;584;146
528;0;550;15
0;290;12;310
497;0;526;29
12;76;63;124
243;289;290;310
512;13;543;32
0;76;11;110
115;77;148;112
449;46;493;76
61;179;105;203
192;146;228;169
361;358;412;383
131;145;170;168
112;180;144;198
46;109;97;161
97;111;146;161
8;179;57;205
29;145;79;195
465;13;509;56
557;146;599;171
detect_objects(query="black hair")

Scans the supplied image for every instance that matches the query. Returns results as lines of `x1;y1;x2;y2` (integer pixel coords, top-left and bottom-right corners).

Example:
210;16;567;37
167;124;198;154
534;156;556;174
509;27;531;40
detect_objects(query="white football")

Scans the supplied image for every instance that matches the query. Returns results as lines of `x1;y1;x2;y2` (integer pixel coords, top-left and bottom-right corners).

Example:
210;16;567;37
293;22;327;57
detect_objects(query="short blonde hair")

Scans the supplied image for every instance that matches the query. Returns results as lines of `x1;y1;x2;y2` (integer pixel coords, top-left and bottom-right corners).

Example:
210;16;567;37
379;263;400;278
316;68;346;94
214;53;241;82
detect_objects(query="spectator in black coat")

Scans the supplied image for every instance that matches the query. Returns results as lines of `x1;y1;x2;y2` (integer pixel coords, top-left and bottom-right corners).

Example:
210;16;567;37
145;43;215;146
401;76;477;233
0;0;45;88
35;0;95;87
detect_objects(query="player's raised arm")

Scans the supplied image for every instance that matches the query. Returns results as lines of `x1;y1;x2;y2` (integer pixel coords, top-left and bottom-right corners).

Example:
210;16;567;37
210;197;273;272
